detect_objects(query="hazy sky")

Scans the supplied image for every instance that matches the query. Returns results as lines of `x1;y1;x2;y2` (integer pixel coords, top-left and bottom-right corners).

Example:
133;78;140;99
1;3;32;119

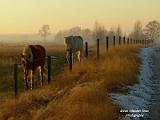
0;0;160;34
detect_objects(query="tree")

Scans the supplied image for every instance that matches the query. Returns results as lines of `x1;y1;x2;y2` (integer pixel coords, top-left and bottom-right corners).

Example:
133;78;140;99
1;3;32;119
130;21;144;40
144;20;160;42
54;27;83;44
39;24;50;40
107;27;115;39
115;25;122;37
92;21;107;45
115;25;122;42
68;27;82;36
81;28;94;45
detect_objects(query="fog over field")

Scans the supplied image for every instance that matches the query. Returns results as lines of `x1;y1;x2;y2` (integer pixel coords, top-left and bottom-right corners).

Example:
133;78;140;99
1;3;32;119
0;34;55;45
0;26;95;46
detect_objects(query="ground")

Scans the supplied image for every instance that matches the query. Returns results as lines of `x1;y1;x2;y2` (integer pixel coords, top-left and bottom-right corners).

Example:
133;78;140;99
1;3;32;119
112;45;160;120
0;45;141;120
146;45;160;120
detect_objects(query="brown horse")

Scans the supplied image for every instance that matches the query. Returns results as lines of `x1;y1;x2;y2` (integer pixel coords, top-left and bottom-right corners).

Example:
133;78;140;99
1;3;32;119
21;45;46;90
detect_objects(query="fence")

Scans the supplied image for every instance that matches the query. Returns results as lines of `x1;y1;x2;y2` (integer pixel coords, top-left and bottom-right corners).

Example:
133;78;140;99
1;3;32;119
12;36;153;97
13;56;57;97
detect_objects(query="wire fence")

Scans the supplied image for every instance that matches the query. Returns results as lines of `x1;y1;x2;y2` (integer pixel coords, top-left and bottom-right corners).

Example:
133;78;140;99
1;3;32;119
7;36;154;97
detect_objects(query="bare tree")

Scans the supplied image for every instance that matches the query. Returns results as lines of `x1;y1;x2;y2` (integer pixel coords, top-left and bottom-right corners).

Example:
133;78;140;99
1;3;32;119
68;27;82;36
115;25;123;42
82;28;93;44
144;20;160;42
130;21;144;40
39;24;50;40
93;21;107;45
115;25;122;37
107;27;115;39
54;27;83;44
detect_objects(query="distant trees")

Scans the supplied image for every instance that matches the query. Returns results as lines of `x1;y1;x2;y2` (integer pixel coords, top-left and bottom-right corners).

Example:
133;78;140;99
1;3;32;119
82;28;93;44
115;25;123;43
68;27;82;35
144;20;160;42
53;20;160;45
130;21;144;40
39;24;50;40
54;27;96;45
54;27;82;44
107;27;115;39
92;21;107;45
115;25;122;37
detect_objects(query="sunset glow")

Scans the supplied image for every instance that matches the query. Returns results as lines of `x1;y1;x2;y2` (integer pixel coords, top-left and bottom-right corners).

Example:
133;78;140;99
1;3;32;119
0;0;159;34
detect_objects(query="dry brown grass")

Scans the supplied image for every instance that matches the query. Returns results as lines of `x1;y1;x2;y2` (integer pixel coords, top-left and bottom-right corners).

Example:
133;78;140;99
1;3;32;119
0;45;141;120
0;45;65;100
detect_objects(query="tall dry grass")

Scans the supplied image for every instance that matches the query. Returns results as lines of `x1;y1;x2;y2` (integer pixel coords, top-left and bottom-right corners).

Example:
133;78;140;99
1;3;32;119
0;45;65;100
0;45;141;120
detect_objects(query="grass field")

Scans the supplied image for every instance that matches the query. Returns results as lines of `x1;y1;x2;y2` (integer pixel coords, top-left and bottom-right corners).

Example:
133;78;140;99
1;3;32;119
0;45;66;102
0;44;141;120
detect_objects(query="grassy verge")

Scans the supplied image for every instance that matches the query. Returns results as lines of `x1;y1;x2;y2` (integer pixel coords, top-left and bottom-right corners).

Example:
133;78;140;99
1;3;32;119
0;45;141;120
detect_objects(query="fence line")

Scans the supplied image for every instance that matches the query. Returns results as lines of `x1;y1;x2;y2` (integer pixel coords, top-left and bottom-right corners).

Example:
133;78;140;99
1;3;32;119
12;35;153;97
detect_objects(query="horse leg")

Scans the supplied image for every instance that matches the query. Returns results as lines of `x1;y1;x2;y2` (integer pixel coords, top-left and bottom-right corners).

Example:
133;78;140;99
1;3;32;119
72;53;75;64
41;71;44;87
66;51;70;64
77;51;81;62
30;70;34;90
24;69;29;90
25;76;29;90
38;66;43;87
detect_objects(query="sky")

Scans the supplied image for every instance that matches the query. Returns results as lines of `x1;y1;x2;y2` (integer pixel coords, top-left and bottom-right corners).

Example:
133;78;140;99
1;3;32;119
0;0;160;34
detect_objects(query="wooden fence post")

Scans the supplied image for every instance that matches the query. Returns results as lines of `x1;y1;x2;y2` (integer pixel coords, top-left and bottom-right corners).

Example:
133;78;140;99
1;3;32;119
69;48;73;71
14;64;18;97
113;36;116;47
130;38;132;45
47;56;51;84
97;39;100;58
127;38;129;45
123;37;125;45
85;42;88;58
142;40;144;45
24;69;29;90
119;36;121;45
139;40;141;44
106;36;109;51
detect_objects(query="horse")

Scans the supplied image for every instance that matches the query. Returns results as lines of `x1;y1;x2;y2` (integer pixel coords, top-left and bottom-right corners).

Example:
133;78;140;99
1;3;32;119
64;36;84;64
21;45;46;90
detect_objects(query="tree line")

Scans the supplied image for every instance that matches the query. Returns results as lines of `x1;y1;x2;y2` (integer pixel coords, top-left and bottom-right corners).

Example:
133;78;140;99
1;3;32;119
39;20;160;45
